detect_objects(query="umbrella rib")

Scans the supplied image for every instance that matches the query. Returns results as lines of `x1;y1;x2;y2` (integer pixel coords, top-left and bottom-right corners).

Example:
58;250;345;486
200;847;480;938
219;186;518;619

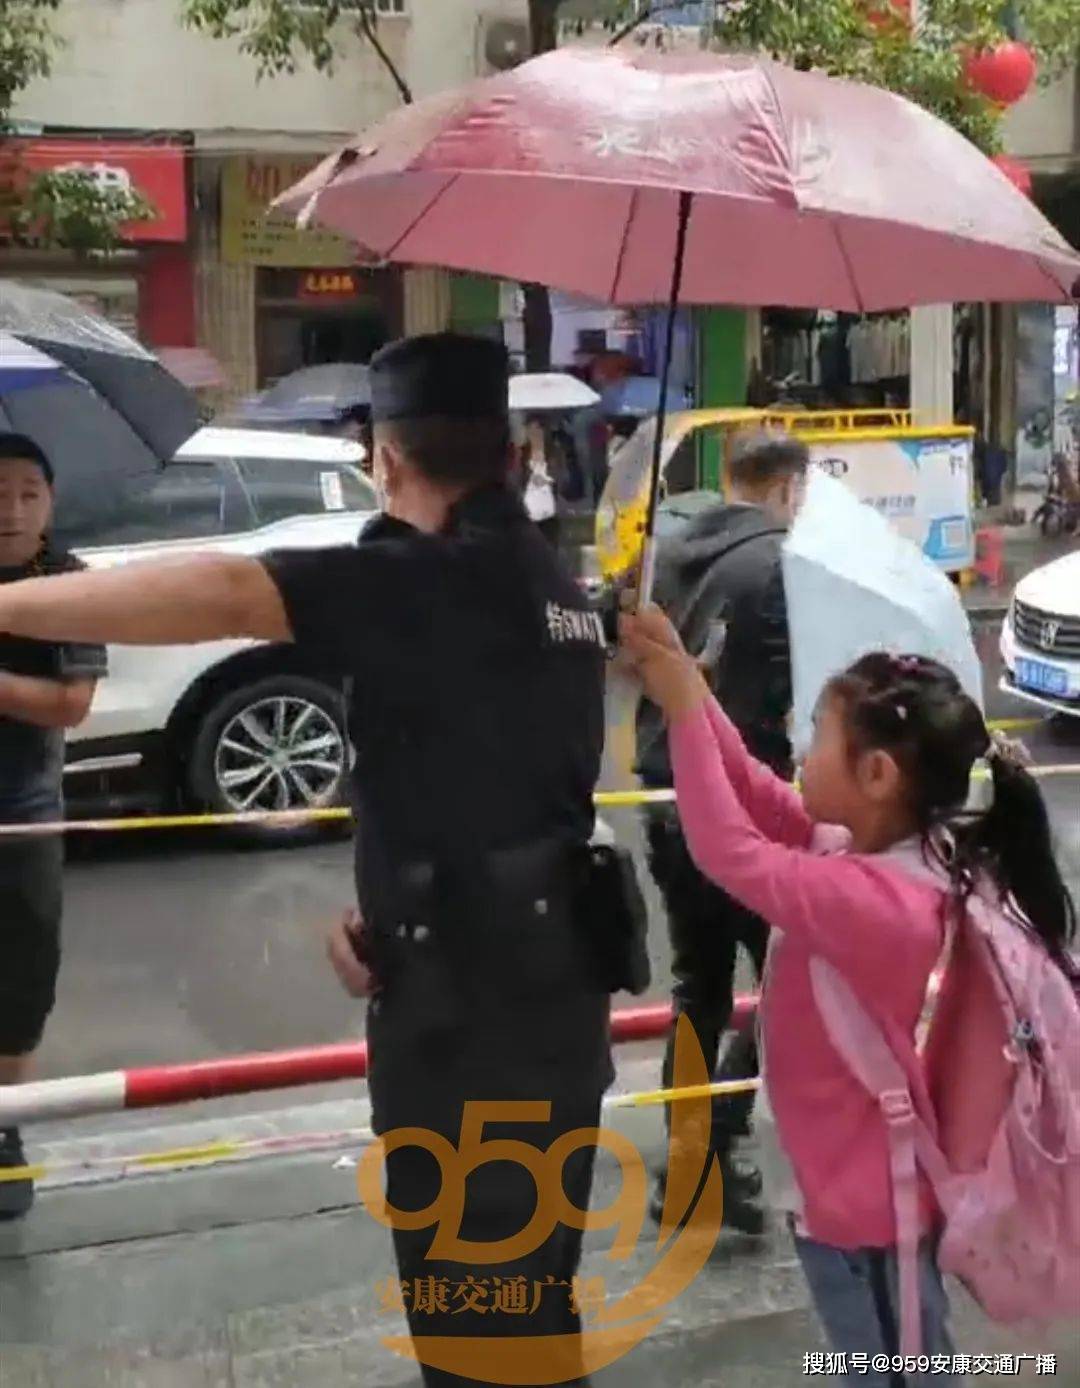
20;336;184;462
1033;255;1076;305
830;221;866;314
383;172;462;262
609;186;640;305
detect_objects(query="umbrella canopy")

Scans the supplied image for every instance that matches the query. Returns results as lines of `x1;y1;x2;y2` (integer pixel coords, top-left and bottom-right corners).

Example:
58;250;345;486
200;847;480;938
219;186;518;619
0;280;199;457
0;287;200;541
238;362;372;426
509;372;599;413
158;347;227;391
278;48;1080;311
782;471;983;760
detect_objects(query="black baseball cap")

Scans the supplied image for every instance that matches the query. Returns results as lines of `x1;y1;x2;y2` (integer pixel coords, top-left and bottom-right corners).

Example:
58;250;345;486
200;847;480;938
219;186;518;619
370;333;510;425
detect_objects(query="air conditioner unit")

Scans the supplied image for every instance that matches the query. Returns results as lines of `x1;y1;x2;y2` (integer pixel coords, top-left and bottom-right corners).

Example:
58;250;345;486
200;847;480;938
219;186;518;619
477;17;530;74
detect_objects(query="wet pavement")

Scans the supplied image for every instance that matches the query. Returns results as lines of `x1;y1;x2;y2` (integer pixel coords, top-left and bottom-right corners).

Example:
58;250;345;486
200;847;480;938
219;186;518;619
2;613;1079;1384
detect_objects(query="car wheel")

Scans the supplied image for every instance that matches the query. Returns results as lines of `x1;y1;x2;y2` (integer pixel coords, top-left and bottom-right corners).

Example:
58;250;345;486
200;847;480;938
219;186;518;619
187;675;350;842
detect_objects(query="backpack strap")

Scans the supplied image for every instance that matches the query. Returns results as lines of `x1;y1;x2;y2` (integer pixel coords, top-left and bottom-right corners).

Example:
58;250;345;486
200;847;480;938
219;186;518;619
809;958;951;1359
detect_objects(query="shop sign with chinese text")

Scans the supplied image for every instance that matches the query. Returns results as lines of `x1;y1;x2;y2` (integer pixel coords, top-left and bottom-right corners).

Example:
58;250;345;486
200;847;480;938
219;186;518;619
221;156;356;268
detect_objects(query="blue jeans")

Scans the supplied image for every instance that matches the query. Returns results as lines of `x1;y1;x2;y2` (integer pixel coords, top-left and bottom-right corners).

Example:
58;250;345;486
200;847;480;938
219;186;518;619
794;1233;962;1385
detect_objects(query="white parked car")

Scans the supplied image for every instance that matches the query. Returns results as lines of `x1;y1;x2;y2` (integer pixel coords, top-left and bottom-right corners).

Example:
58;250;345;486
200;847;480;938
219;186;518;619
62;427;377;833
1000;547;1080;718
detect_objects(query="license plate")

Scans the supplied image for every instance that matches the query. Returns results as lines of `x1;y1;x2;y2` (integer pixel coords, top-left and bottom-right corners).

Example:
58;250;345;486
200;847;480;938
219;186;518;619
1015;657;1069;696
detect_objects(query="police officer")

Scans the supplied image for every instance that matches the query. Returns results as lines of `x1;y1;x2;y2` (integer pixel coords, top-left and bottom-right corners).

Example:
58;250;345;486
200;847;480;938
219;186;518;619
0;335;613;1386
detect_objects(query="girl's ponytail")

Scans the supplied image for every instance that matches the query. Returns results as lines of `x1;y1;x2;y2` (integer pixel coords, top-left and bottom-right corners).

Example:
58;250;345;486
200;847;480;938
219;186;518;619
829;651;1076;967
955;750;1077;963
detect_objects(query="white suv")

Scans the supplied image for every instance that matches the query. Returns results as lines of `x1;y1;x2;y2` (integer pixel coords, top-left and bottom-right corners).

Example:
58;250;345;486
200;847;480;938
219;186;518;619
61;427;376;832
1000;548;1080;717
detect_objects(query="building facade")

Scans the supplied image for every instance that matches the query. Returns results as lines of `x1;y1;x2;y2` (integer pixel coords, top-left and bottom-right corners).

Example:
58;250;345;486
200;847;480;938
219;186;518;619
6;0;530;402
1001;64;1079;485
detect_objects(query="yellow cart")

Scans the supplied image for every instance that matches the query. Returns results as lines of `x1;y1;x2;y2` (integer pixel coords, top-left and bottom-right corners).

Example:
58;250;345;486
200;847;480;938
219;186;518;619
596;408;975;581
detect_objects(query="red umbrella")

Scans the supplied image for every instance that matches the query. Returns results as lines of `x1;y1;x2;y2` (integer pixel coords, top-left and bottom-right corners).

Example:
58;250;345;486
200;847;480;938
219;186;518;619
277;47;1079;591
279;47;1079;311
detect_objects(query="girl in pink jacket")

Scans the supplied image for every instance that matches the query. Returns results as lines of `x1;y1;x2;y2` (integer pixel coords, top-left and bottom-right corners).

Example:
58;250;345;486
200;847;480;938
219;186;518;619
621;606;1075;1385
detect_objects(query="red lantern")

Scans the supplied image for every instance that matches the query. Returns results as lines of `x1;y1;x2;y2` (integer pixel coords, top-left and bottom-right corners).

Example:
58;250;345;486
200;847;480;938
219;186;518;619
964;41;1037;106
992;153;1033;197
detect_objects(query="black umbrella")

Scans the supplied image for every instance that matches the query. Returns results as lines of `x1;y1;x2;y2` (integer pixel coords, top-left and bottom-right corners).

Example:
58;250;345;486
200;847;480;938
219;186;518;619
237;363;371;427
0;279;200;539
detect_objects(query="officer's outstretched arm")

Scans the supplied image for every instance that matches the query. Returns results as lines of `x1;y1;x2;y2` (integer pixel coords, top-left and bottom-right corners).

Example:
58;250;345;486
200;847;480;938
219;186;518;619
0;554;292;647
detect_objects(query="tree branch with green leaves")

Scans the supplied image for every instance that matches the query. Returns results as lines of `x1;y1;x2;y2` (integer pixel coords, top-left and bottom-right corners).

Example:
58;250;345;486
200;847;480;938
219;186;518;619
181;0;413;102
0;0;62;125
14;167;157;254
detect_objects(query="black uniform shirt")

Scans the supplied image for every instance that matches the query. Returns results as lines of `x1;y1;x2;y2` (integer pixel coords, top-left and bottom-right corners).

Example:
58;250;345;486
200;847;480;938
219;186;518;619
0;553;108;824
262;486;606;898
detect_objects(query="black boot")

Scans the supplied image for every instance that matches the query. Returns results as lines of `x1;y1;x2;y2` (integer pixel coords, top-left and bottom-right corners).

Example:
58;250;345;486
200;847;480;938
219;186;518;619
0;1127;34;1220
716;1149;766;1236
649;1151;765;1235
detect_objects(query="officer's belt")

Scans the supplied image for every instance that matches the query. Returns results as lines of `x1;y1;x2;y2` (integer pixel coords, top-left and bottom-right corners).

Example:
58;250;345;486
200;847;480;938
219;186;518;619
361;836;579;935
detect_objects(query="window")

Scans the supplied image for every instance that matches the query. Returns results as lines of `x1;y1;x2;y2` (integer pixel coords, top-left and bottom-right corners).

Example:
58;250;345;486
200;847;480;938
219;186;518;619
291;0;407;17
60;462;244;550
239;457;376;528
326;0;407;12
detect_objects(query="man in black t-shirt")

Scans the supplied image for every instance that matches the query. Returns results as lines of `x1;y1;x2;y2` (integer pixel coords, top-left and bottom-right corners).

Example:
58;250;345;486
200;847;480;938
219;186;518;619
0;339;610;1385
0;434;106;1220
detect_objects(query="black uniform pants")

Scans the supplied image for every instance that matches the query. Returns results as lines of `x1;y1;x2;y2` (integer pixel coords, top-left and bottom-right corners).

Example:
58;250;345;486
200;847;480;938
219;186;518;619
645;809;768;1154
0;834;63;1057
366;924;611;1388
384;1098;601;1387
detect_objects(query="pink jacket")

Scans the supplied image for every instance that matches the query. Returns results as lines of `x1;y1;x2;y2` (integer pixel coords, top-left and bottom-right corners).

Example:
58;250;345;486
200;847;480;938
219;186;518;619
669;695;947;1249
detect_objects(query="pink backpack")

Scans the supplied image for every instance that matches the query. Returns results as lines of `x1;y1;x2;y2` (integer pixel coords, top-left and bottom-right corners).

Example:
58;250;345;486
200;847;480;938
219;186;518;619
810;845;1080;1357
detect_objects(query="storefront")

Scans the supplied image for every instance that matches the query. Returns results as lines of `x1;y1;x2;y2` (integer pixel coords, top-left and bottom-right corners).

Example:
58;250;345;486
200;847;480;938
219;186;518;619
254;266;399;386
1;138;190;345
214;153;403;392
499;287;697;399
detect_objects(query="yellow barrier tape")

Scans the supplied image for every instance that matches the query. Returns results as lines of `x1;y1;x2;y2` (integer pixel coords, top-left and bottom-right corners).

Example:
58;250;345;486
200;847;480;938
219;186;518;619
0;1079;762;1186
607;1077;761;1110
1;764;1075;838
0;789;677;836
0;1129;365;1186
0;716;1059;838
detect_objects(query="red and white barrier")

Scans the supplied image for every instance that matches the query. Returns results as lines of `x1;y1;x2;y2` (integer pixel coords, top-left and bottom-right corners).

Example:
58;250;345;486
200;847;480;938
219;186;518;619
0;997;757;1127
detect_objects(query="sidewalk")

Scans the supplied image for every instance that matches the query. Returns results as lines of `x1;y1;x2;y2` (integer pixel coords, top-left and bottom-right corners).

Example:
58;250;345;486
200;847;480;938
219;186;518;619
3;1059;1077;1386
962;509;1076;618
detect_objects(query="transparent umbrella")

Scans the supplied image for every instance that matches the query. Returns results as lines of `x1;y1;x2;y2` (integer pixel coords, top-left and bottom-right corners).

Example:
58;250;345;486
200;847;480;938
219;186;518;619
0;280;199;537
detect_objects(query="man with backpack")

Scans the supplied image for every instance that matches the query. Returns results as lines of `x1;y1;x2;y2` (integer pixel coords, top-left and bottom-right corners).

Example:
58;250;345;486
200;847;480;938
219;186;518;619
636;427;809;1233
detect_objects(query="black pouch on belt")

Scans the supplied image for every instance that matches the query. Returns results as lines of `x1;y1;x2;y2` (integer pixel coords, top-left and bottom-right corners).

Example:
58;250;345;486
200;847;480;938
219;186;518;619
365;861;465;1031
465;839;584;1001
573;842;651;996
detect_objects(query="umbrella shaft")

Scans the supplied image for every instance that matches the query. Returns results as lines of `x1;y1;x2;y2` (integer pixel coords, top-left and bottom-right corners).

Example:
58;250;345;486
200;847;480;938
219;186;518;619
640;189;692;608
